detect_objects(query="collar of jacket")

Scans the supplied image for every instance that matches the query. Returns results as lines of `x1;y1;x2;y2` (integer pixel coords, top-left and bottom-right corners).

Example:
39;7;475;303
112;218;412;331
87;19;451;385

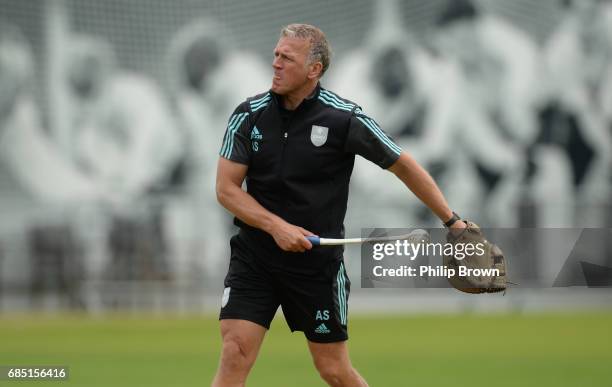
270;82;321;112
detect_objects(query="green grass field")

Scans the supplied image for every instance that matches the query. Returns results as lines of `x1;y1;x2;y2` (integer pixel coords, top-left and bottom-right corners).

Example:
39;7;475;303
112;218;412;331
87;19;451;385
1;311;611;386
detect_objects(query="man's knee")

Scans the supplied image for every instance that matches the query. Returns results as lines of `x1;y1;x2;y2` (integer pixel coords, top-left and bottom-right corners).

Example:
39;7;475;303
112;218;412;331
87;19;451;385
313;357;352;385
219;335;256;374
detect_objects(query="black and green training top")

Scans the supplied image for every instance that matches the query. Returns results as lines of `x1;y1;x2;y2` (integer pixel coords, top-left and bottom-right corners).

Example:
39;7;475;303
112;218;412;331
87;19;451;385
219;82;401;269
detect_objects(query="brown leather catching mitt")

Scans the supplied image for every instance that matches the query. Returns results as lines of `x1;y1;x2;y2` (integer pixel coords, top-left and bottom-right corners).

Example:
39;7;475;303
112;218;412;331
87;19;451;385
443;222;507;294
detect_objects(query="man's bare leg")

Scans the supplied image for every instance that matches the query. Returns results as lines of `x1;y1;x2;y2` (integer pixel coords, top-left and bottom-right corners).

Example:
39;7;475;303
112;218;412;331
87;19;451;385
212;319;267;387
308;340;369;387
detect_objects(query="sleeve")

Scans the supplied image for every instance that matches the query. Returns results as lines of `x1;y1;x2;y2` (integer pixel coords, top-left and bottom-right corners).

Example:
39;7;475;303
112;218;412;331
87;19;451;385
219;102;252;165
344;109;402;169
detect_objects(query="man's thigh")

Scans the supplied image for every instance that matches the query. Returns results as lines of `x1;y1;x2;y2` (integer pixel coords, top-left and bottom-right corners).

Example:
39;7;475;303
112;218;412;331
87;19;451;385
219;235;280;329
279;259;351;343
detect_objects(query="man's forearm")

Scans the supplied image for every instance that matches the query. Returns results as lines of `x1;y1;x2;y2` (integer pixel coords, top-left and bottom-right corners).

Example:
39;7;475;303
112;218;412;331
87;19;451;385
216;182;283;234
388;152;454;222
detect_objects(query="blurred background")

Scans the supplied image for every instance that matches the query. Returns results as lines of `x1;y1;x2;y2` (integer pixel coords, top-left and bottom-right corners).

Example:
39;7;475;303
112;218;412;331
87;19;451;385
1;0;611;386
1;0;611;313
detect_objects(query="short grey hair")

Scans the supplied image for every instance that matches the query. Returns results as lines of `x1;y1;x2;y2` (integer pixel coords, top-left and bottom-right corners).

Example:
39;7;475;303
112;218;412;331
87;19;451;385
280;23;332;77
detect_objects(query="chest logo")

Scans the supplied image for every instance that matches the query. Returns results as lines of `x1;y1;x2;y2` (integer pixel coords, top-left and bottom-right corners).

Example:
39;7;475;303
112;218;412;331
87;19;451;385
310;125;328;147
251;126;263;152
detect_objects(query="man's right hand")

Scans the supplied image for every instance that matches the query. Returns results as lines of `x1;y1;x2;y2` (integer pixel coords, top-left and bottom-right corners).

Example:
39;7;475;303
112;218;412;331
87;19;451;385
269;220;315;252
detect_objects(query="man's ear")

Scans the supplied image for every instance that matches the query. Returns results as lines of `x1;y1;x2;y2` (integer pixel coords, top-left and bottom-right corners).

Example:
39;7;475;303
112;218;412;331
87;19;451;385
307;62;323;80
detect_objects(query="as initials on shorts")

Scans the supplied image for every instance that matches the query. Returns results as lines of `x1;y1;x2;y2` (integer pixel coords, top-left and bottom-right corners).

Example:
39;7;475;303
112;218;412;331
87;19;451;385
316;310;330;321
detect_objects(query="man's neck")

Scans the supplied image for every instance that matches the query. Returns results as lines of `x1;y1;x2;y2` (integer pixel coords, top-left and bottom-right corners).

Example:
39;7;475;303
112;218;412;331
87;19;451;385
282;80;318;110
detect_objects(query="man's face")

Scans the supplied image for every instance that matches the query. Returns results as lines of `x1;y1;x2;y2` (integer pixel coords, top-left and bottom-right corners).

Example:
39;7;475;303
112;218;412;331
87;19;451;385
271;36;312;95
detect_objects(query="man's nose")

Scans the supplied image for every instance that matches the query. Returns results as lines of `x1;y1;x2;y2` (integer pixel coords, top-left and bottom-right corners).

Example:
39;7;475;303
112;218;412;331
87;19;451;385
272;57;281;69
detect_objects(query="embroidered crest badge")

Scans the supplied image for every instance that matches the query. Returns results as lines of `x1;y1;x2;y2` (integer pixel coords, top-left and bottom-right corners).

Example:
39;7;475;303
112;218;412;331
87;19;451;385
310;125;328;147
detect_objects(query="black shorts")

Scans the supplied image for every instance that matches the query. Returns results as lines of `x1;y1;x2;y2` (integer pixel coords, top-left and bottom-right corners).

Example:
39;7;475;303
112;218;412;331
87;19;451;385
219;234;351;343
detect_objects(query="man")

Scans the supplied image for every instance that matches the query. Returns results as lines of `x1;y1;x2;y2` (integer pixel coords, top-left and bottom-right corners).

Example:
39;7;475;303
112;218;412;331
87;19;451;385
213;24;466;387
